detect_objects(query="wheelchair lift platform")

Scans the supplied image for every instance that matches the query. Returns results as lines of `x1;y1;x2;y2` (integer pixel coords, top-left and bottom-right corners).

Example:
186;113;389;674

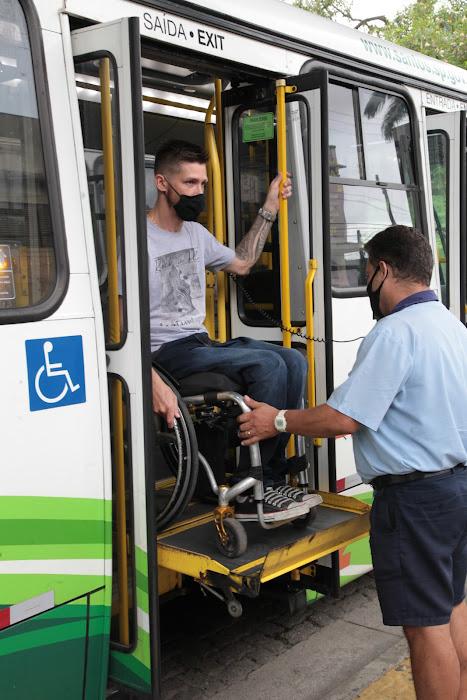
157;492;370;591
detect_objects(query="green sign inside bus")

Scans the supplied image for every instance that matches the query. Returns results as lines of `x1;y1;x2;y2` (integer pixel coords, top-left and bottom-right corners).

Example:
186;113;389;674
242;112;274;142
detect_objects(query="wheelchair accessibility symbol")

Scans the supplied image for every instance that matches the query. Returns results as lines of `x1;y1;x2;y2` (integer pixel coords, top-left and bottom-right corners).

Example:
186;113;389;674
26;336;86;411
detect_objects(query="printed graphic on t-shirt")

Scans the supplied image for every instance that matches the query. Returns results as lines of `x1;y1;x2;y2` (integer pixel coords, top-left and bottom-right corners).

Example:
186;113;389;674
154;248;203;324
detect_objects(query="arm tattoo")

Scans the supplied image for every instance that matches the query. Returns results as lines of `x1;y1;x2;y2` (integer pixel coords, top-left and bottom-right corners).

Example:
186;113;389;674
235;214;273;267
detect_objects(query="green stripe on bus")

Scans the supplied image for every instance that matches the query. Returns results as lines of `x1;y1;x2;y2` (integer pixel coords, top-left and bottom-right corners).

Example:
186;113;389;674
0;575;110;606
0;604;108;639
0;519;110;545
0;544;109;560
110;653;151;690
0;619;103;656
0;496;111;521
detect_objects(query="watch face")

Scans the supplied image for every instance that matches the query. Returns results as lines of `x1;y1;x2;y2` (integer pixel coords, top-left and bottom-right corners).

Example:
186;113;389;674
275;413;286;431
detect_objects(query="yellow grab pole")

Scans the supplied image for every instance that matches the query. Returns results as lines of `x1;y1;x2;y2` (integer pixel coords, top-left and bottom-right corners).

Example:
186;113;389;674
305;259;322;447
205;96;227;342
276;79;296;348
99;58;129;645
276;80;297;457
215;79;226;241
305;259;318;407
204;153;215;338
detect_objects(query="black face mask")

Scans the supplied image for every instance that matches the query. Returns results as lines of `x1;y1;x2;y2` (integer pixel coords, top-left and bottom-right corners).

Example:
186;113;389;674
165;180;205;222
366;265;387;321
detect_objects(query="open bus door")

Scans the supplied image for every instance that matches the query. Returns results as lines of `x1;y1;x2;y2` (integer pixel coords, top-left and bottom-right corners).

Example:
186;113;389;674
223;70;364;594
425;109;467;322
71;18;159;698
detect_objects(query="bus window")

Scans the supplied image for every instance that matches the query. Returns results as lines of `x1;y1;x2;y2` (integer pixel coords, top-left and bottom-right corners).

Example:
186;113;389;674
328;83;362;180
234;105;279;324
0;0;57;311
234;100;309;325
427;131;449;306
359;88;414;185
75;57;125;347
328;85;418;292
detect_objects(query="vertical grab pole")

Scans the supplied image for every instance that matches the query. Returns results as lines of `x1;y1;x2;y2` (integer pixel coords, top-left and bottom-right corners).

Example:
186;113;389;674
305;259;318;407
276;79;296;348
276;80;297;459
204;99;215;338
305;259;322;447
215;78;226;239
100;58;129;646
205;97;227;342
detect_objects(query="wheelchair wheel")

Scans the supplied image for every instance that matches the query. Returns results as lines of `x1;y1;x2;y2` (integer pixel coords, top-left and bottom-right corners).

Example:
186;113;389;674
153;379;199;530
291;507;317;529
216;518;248;558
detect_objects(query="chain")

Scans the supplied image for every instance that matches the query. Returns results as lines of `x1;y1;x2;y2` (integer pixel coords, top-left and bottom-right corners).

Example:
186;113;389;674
228;273;365;344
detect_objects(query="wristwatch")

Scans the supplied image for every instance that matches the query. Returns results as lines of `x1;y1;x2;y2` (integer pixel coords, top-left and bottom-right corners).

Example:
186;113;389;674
274;409;288;433
258;207;277;222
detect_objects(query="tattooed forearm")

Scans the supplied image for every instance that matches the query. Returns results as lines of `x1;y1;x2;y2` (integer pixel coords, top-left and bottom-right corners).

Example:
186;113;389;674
235;214;273;268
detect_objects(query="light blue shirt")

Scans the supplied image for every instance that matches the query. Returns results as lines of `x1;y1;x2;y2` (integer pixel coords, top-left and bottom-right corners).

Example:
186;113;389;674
327;300;467;483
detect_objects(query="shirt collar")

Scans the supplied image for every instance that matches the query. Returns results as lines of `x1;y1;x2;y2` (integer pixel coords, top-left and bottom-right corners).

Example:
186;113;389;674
390;289;438;315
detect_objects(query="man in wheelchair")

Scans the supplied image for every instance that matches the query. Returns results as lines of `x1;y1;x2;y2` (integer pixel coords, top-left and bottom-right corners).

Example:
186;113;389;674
150;140;311;523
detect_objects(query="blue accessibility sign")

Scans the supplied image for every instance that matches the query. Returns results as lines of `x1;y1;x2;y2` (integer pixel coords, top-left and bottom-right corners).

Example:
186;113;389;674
25;336;86;412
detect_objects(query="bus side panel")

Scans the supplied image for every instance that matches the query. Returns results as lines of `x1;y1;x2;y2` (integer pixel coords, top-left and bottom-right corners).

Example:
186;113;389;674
0;316;111;698
109;547;152;694
0;590;107;700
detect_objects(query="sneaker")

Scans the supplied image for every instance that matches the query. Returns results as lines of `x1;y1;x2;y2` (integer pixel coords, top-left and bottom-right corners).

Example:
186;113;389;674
273;485;322;505
235;487;310;523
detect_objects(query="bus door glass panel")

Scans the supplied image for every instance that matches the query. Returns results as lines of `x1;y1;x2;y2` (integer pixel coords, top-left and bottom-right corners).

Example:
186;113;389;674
235;105;278;325
329;84;418;294
427;131;449;306
0;0;57;312
234;101;309;327
75;55;135;649
426;110;465;318
327;81;420;488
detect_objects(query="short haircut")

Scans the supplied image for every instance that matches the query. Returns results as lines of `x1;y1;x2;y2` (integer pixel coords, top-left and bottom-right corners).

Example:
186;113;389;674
154;139;208;175
364;225;433;286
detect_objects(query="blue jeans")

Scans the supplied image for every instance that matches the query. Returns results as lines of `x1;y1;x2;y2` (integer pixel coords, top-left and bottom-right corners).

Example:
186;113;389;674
154;333;307;485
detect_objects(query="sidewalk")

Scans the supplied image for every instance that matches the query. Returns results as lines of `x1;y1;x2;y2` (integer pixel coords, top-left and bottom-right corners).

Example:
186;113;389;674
160;573;415;699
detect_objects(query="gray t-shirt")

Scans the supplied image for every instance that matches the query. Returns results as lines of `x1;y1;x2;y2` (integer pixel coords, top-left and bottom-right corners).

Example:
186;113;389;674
148;219;235;351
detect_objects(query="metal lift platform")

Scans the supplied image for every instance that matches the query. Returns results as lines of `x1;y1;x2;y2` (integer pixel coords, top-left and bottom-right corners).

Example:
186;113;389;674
157;492;370;600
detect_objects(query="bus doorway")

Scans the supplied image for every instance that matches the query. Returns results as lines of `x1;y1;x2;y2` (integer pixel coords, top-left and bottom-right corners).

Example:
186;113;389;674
71;16;369;697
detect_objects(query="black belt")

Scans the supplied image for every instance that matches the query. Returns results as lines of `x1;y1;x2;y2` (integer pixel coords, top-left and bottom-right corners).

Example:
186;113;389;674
370;463;466;491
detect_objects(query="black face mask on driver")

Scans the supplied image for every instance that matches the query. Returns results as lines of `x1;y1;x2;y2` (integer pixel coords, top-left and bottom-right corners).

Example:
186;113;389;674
366;265;388;321
165;180;205;222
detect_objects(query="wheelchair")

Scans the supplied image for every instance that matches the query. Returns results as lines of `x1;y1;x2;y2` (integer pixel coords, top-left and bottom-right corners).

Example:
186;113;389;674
153;364;322;558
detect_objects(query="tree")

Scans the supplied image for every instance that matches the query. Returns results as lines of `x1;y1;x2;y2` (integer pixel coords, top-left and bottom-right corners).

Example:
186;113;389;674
380;0;466;70
292;0;387;31
291;0;467;70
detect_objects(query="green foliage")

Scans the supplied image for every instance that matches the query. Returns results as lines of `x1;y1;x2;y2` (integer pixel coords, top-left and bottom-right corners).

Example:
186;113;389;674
292;0;467;70
380;0;467;70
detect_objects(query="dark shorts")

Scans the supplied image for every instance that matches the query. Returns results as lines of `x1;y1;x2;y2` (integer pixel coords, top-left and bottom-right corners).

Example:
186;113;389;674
370;466;467;627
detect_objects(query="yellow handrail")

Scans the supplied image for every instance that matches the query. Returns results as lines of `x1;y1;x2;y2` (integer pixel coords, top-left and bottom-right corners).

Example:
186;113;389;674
305;259;318;407
275;79;296;349
215;79;226;236
305;258;322;447
205;95;227;342
276;80;297;458
100;58;129;646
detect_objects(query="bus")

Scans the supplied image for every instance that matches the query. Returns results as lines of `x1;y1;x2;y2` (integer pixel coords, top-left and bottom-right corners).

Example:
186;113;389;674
0;0;465;697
